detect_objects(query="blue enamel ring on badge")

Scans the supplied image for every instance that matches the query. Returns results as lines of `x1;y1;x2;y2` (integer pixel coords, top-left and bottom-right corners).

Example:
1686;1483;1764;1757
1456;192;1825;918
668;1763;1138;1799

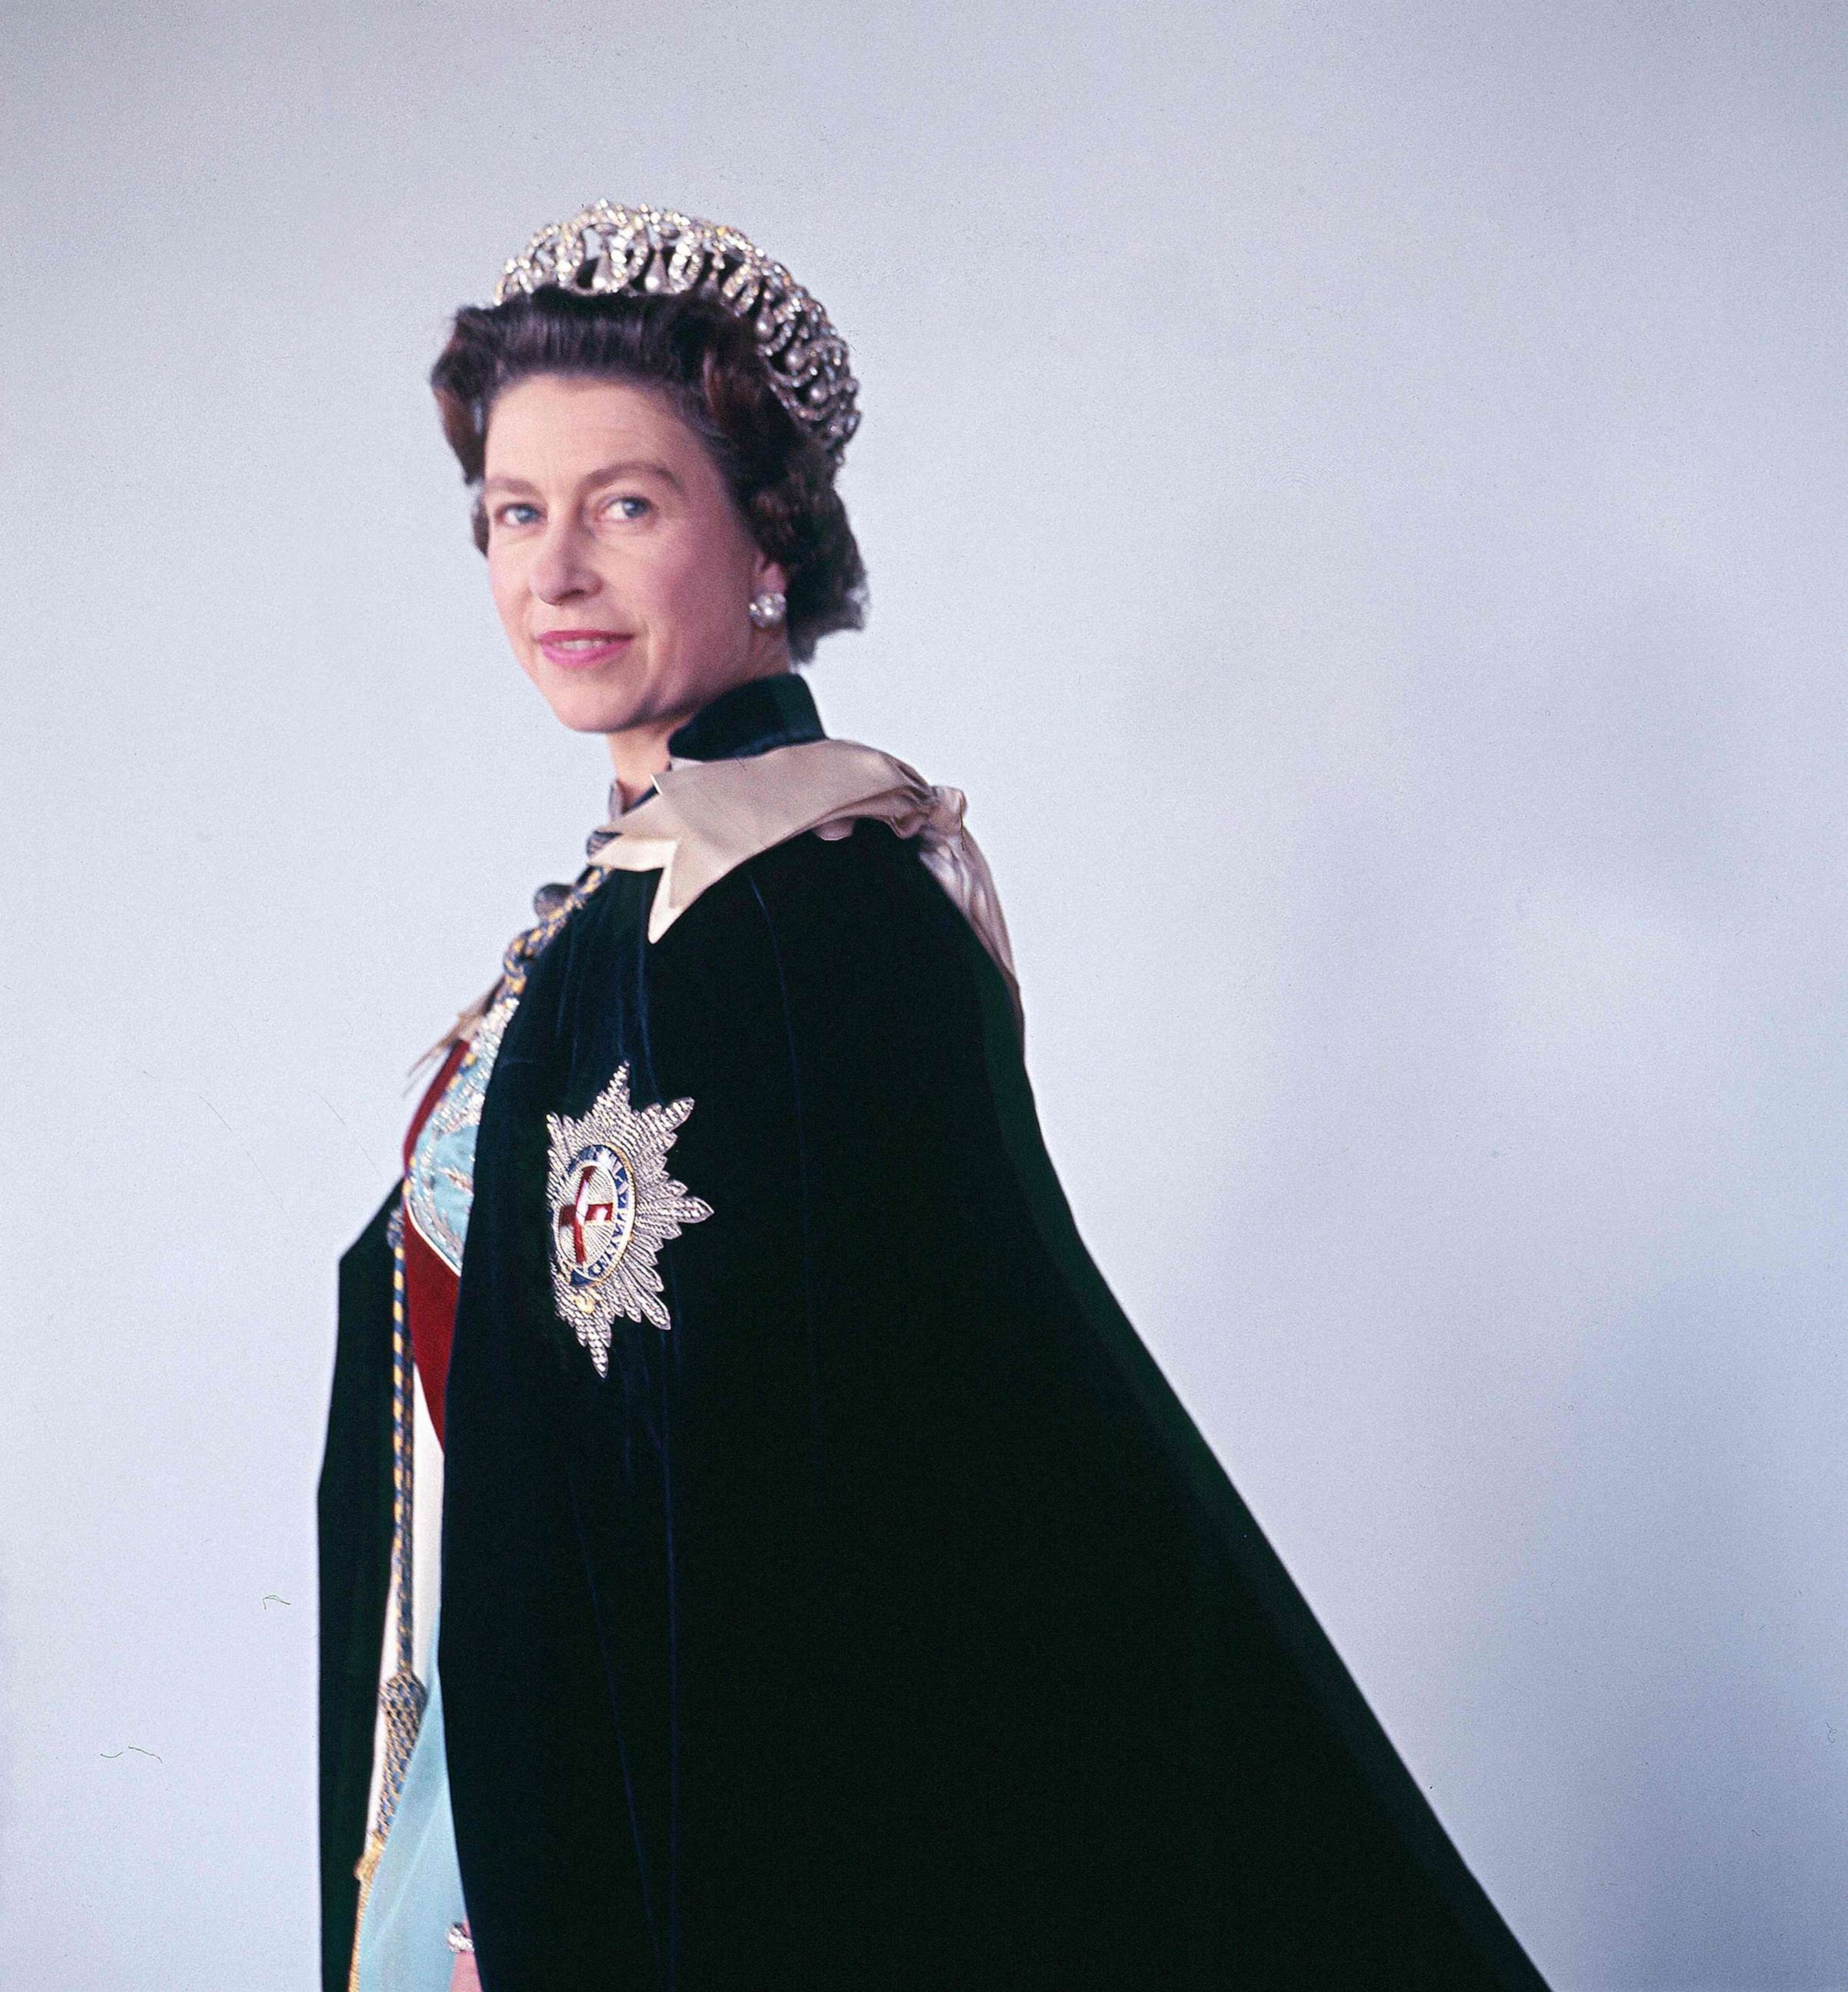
552;1143;638;1286
543;1063;715;1371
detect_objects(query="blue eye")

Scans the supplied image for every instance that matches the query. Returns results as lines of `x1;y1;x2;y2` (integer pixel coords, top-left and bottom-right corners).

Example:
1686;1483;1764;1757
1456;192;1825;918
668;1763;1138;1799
495;502;541;527
606;495;652;522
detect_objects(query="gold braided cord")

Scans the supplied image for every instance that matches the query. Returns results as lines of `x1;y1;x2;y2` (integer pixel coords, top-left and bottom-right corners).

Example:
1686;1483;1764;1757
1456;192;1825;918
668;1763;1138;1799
349;1200;427;1992
500;860;611;999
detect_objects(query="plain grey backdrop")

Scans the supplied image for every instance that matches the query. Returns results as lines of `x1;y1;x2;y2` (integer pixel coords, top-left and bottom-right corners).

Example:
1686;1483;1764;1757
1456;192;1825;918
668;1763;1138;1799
3;2;1845;1986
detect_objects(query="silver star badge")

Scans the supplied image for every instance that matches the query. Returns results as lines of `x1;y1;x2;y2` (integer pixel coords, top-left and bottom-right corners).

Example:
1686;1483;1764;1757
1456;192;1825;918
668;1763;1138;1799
544;1064;713;1373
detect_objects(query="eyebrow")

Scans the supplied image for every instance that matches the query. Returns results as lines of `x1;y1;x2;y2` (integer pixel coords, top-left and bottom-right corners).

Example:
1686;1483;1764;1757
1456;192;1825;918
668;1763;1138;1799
481;458;684;497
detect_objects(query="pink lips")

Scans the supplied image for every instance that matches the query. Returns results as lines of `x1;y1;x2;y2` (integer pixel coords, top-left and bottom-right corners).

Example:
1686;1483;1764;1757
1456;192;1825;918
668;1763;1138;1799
535;629;635;669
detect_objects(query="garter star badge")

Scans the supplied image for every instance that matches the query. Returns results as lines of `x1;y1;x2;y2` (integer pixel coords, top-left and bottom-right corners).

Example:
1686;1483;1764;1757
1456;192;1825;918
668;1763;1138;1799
545;1065;713;1373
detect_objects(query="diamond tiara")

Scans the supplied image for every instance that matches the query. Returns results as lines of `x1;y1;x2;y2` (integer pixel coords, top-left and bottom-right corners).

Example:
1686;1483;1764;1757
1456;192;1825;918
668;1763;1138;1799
492;202;859;464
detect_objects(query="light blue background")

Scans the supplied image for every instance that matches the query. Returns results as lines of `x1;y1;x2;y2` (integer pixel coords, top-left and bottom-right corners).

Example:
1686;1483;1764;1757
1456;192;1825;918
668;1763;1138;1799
3;4;1845;1986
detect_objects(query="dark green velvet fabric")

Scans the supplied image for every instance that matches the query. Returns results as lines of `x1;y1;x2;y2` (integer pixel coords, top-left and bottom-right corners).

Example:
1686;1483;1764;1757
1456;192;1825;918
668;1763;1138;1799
321;672;1546;1989
318;1187;399;1992
431;823;1546;1989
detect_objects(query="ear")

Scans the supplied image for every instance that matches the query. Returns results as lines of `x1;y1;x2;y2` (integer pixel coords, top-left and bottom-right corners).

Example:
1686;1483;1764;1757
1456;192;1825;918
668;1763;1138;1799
753;551;789;597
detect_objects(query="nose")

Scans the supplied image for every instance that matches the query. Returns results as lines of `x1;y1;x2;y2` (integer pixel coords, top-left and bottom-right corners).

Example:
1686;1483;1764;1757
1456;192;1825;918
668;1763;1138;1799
528;519;600;605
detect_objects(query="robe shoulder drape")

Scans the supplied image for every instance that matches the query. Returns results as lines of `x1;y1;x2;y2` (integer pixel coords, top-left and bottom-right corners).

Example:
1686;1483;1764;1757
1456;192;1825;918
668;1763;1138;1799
399;816;1550;1991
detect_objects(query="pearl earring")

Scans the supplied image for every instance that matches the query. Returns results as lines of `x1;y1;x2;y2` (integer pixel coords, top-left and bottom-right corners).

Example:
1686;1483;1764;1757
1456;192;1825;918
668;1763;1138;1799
748;589;787;631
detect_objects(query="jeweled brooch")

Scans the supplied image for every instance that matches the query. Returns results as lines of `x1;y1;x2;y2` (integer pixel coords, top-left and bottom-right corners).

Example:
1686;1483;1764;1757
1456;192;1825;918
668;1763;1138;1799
544;1065;713;1372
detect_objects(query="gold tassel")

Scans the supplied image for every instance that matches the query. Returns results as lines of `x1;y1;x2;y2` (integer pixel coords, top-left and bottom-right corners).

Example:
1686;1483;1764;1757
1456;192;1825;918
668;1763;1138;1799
348;1832;386;1992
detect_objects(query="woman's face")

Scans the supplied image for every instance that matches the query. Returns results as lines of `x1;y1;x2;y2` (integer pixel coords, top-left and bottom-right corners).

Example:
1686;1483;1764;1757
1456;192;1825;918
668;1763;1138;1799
481;372;787;748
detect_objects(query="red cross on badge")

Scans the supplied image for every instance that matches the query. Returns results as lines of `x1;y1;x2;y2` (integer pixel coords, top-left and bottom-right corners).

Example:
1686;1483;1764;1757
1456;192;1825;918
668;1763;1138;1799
544;1067;713;1370
556;1163;615;1268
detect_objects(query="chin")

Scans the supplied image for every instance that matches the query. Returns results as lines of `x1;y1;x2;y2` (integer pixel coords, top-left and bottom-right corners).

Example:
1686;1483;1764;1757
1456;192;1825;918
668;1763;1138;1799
548;697;640;735
528;670;646;737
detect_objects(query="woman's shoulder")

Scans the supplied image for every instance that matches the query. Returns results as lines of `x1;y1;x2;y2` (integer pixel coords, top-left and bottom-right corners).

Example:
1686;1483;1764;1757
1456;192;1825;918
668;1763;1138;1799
696;817;975;982
558;735;1025;1080
649;817;1006;1061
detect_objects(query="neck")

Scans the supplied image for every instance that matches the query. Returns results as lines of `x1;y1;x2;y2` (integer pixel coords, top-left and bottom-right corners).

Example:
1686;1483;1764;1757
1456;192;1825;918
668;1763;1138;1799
605;713;680;811
604;650;790;805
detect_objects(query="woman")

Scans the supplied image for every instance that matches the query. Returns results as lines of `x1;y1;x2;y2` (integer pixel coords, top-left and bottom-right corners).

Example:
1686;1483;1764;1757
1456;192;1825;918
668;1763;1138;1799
319;204;1548;1991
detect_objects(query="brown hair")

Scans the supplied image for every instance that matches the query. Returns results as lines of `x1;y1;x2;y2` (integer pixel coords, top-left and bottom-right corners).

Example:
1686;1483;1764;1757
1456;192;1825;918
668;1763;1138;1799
429;286;866;662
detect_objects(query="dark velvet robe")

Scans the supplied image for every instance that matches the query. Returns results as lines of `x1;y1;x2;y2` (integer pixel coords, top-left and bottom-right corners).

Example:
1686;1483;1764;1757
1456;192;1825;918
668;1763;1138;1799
320;676;1546;1991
